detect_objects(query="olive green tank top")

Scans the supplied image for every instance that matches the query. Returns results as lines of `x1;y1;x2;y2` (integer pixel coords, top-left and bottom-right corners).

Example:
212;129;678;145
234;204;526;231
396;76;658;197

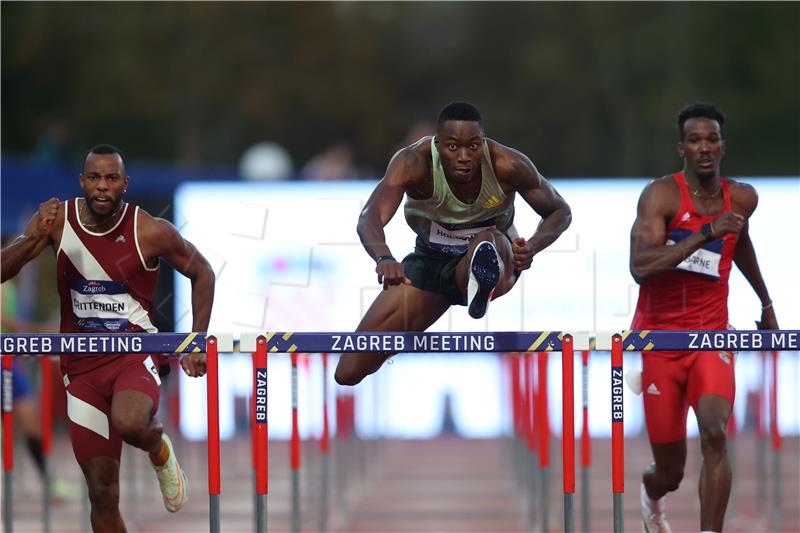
403;137;515;255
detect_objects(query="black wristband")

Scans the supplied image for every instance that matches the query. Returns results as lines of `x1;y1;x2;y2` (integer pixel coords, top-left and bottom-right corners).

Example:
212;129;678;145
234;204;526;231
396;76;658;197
375;255;395;265
700;222;715;242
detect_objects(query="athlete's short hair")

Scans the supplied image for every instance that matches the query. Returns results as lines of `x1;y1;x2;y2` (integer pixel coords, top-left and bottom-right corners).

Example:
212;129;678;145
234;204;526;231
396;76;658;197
437;101;482;129
83;144;127;170
677;103;726;141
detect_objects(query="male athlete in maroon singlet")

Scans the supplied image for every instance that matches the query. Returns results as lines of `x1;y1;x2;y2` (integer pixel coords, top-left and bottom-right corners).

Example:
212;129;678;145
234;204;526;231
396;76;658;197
629;104;778;533
1;144;215;532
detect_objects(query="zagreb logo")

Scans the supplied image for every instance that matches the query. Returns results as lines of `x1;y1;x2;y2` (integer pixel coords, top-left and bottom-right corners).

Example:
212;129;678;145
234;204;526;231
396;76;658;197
82;281;107;294
254;368;267;424
611;366;623;422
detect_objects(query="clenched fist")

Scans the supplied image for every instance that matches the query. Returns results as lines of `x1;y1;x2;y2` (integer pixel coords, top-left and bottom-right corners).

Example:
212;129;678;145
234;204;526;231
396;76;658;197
511;237;535;272
711;211;745;238
36;198;60;239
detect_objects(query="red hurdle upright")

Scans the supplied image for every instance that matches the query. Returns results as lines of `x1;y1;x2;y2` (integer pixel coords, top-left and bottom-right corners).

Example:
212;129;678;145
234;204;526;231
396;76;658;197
562;336;576;533
206;336;221;533
537;351;550;532
290;352;301;533
611;335;624;533
580;349;591;532
2;354;13;533
252;336;268;533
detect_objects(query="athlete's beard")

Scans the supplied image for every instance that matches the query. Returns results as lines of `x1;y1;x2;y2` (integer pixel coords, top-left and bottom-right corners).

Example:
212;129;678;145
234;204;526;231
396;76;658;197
695;167;718;181
84;195;123;222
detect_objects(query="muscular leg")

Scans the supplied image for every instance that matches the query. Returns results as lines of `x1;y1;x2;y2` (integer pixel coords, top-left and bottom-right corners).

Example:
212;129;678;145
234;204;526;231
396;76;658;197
335;284;450;386
81;456;125;533
454;229;517;299
15;397;41;437
640;352;690;523
643;440;686;500
696;394;732;532
110;390;162;455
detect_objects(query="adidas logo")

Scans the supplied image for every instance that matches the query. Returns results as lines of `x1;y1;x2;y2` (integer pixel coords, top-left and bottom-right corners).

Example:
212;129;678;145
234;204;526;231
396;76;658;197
680;212;691;222
482;195;502;209
646;383;661;395
718;352;731;365
115;235;126;243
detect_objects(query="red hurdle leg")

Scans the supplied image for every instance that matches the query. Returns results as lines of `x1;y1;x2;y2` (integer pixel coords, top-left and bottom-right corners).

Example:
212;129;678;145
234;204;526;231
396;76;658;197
206;337;221;533
562;336;575;532
2;354;14;533
611;335;624;533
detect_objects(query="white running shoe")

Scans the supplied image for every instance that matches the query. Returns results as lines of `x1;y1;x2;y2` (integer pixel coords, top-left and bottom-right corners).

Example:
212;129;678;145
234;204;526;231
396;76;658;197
151;433;188;513
467;241;500;319
641;483;671;533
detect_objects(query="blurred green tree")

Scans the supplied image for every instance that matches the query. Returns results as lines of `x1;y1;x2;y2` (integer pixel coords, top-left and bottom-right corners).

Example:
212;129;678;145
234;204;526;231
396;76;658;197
2;2;797;177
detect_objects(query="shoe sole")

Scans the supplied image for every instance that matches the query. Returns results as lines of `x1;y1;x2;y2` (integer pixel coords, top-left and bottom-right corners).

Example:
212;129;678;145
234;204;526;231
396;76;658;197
467;242;500;319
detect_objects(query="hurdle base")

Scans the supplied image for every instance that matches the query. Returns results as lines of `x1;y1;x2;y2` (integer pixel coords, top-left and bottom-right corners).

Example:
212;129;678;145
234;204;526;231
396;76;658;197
210;494;220;533
564;492;575;533
613;492;624;533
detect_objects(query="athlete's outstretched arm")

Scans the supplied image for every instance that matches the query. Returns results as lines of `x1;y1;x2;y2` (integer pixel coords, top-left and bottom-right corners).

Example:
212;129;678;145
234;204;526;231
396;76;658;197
139;214;215;377
1;198;61;282
730;187;778;329
357;149;423;288
497;150;571;272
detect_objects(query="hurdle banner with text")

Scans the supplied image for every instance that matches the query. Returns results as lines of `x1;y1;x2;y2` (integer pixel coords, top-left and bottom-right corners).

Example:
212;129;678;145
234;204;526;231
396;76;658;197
2;330;797;354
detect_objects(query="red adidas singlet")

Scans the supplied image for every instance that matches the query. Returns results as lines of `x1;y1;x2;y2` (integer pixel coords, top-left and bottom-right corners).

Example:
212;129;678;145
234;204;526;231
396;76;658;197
56;198;159;376
631;172;738;335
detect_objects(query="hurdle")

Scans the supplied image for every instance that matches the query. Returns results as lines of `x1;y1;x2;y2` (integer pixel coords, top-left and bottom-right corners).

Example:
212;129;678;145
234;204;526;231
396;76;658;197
2;329;797;532
0;332;231;533
2;354;12;533
580;348;591;533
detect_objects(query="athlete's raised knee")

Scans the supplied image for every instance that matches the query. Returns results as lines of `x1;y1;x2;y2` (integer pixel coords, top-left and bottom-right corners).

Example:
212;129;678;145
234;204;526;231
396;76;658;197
112;413;152;445
334;367;364;387
334;358;367;386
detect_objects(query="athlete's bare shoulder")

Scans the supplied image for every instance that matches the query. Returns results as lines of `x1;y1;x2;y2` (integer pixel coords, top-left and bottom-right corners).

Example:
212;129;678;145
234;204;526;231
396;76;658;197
384;135;432;190
636;175;681;219
486;138;540;191
135;207;182;256
725;178;758;216
646;174;680;196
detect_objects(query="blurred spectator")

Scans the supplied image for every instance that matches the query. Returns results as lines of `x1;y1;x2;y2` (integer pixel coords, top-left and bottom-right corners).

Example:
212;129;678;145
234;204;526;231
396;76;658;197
301;143;357;181
239;141;294;181
31;121;72;166
396;120;435;151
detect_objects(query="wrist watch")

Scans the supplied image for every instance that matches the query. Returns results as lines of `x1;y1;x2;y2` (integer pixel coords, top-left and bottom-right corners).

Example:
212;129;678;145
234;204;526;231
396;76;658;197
375;255;395;265
700;223;715;242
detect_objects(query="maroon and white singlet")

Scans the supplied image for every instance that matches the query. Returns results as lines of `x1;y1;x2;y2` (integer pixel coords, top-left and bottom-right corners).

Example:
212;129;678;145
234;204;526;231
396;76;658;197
56;198;163;463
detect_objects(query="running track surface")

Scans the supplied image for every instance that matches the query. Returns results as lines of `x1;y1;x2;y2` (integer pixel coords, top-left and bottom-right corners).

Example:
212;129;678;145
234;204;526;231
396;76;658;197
6;433;798;532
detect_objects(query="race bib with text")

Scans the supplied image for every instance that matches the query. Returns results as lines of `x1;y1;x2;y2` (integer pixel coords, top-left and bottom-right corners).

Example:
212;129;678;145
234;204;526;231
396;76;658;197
667;228;723;280
428;219;497;255
69;279;130;331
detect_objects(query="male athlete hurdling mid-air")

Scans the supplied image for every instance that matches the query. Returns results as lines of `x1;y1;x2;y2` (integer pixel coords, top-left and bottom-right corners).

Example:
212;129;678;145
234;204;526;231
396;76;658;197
335;102;571;385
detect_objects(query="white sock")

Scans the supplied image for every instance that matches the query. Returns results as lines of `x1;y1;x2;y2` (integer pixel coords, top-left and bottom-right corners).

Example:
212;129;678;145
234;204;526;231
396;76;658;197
641;483;666;513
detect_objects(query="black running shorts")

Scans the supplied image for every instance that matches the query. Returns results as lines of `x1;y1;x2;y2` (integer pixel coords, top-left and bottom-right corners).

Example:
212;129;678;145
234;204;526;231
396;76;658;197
401;238;467;306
